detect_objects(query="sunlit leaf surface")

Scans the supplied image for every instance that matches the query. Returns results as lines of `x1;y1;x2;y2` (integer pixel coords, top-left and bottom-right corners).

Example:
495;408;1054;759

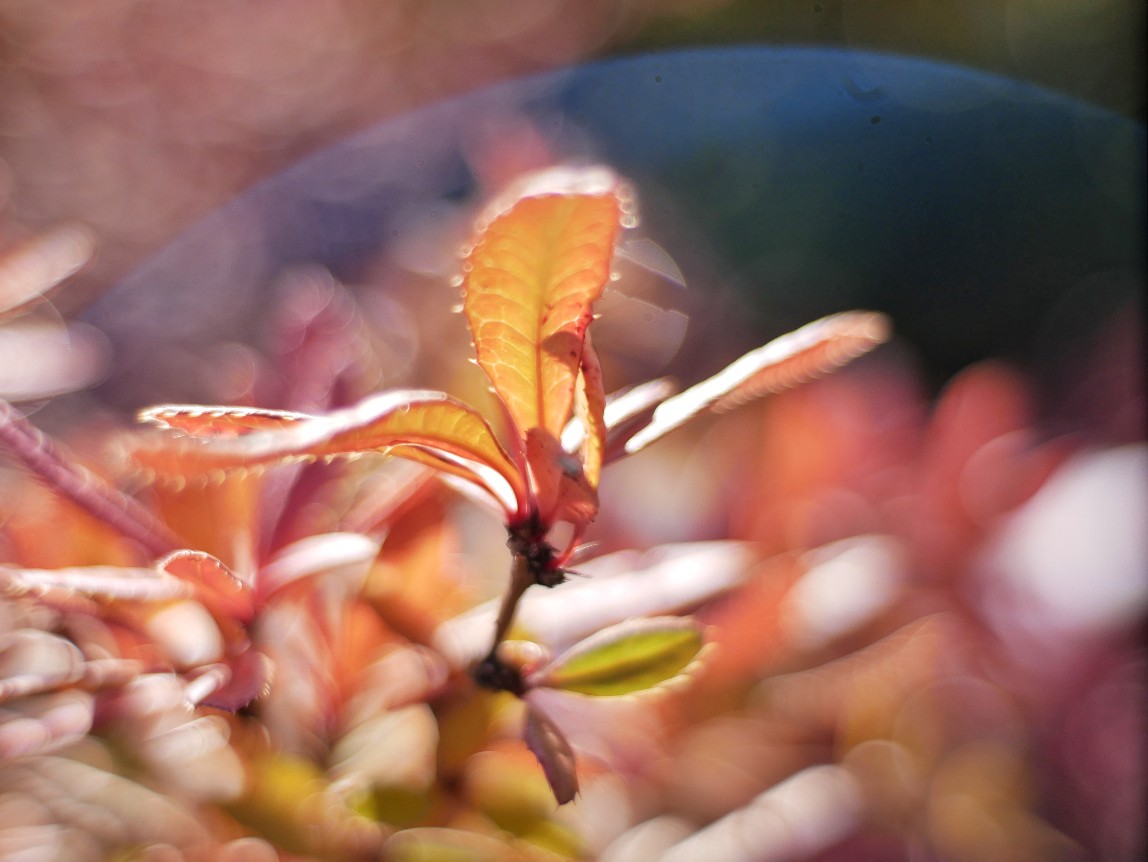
572;337;607;490
462;166;626;442
139;404;311;437
531;616;704;696
134;391;526;513
625;311;891;453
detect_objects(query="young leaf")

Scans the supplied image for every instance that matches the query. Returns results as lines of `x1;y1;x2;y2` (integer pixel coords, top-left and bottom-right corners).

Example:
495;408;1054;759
134;391;527;514
523;702;579;805
523;427;597;534
157;549;254;623
139;405;310;437
624;310;891;454
462;166;626;442
571;335;607;491
529;616;705;697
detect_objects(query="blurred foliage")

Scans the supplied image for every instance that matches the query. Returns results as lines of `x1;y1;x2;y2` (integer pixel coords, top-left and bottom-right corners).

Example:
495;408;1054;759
0;0;1141;312
0;4;1144;860
2;160;1145;859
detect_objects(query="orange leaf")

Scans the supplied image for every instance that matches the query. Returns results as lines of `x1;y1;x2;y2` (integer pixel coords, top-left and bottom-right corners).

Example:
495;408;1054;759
157;549;254;623
624;311;891;454
524;428;597;533
139;405;310;437
571;334;607;491
134;391;527;515
462;166;627;442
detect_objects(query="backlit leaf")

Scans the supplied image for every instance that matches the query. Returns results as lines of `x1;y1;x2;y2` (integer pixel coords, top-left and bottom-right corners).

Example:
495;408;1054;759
572;335;607;490
462;166;627;442
624;311;890;453
139;404;310;437
134;390;526;514
524;427;597;533
157;549;254;623
530;616;705;697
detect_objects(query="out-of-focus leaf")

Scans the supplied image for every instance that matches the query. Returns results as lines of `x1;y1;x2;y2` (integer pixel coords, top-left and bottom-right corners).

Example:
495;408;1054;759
228;750;384;859
0;320;110;401
134;391;526;514
0;630;85;703
0;565;192;604
157;549;254;623
0;689;95;758
384;827;516;862
258;532;379;600
433;542;755;667
462;166;626;441
0;224;95;320
329;705;439;793
524;703;579;805
530;616;705;697
654;765;863;862
192;651;272;711
462;748;581;846
562;376;678;461
625;311;891;453
1;397;182;558
142;600;225;669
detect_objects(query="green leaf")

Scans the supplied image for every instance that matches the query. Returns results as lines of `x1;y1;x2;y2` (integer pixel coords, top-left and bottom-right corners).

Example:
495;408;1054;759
530;616;705;697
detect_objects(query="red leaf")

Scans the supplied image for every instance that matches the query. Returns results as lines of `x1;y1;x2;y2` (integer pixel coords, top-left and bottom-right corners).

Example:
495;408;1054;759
157;549;254;623
523;701;579;805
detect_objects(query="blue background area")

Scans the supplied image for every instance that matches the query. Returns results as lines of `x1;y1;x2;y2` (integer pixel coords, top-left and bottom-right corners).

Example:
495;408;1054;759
91;47;1145;398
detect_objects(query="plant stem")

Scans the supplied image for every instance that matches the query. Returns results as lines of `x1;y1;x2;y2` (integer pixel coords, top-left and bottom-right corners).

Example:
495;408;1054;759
490;551;532;648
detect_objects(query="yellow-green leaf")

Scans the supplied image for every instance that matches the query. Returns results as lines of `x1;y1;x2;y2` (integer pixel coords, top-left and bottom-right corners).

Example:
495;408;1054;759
133;391;527;514
531;616;704;697
462;166;626;443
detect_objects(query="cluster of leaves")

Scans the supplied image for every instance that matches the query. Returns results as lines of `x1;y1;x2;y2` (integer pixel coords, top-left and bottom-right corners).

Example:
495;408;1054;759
1;165;891;859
